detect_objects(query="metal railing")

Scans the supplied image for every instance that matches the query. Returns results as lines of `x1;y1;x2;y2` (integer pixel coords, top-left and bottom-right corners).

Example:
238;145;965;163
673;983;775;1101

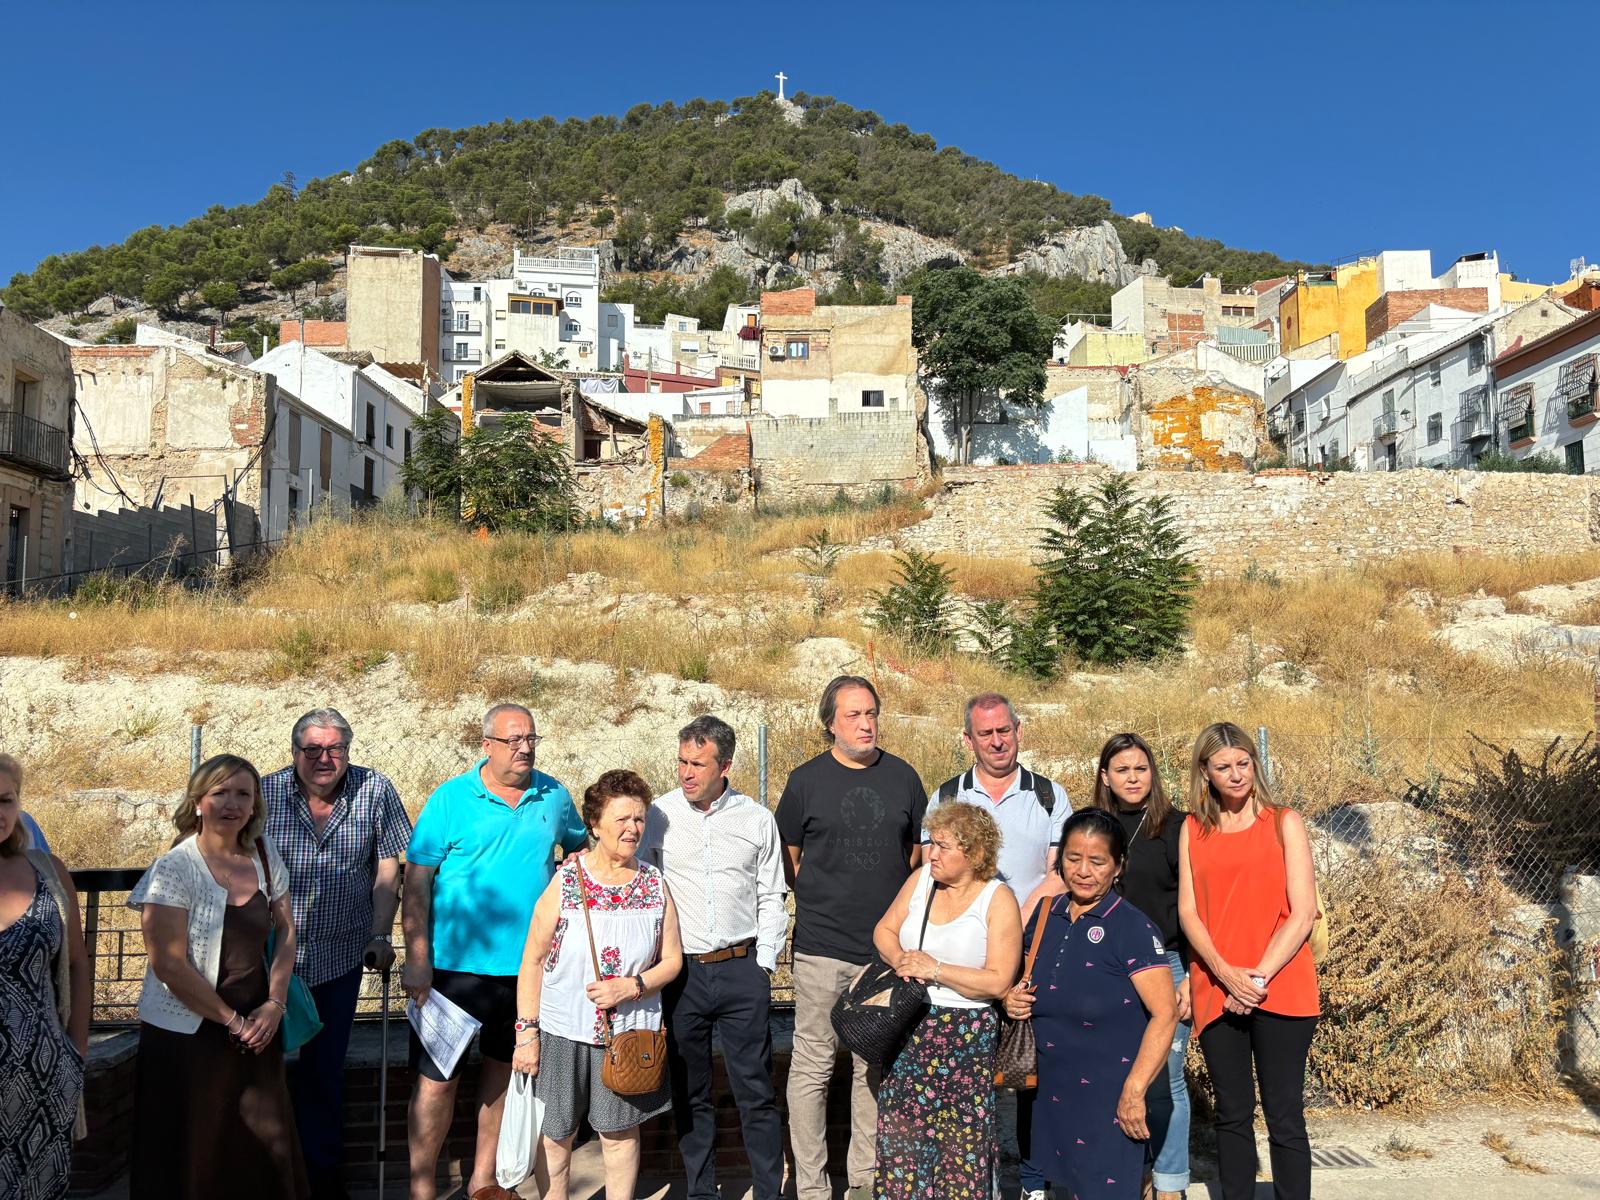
1459;387;1494;439
0;410;69;476
1373;410;1400;439
442;318;483;334
445;348;482;363
1217;339;1281;364
1508;402;1536;443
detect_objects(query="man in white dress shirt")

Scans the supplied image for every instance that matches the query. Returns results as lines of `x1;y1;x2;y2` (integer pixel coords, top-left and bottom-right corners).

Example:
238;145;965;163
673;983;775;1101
643;715;788;1200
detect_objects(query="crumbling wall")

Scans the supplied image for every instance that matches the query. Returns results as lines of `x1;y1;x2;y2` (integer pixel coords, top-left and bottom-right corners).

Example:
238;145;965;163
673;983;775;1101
902;464;1600;577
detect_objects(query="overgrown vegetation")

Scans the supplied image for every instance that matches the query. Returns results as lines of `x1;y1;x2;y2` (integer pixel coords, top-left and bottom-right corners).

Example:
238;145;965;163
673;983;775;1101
1021;475;1197;671
1475;448;1573;474
870;550;956;651
400;411;577;533
4;93;1307;321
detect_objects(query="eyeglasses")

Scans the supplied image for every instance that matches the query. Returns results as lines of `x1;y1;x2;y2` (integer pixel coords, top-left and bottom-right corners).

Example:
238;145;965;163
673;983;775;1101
297;743;349;760
485;734;542;749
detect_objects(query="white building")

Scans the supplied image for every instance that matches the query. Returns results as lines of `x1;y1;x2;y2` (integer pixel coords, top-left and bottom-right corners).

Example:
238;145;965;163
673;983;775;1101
252;344;431;508
480;247;602;370
1270;295;1580;471
441;278;488;383
1493;307;1600;475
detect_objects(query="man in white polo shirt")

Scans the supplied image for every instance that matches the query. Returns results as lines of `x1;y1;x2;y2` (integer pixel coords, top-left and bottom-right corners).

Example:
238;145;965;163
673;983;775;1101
924;691;1070;1200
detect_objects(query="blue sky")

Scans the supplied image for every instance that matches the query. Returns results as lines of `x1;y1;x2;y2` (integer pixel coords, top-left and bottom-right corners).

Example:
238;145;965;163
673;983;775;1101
4;1;1591;285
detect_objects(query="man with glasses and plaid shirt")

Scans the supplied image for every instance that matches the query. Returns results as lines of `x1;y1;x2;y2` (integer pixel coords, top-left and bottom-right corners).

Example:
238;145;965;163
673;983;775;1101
263;706;412;1200
402;703;588;1200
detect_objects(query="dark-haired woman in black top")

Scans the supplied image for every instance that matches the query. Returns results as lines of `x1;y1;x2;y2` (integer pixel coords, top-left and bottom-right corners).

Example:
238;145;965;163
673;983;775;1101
1091;733;1190;1200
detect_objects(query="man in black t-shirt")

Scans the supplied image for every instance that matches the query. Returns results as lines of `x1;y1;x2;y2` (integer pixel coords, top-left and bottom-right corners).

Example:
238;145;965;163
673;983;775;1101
775;675;927;1200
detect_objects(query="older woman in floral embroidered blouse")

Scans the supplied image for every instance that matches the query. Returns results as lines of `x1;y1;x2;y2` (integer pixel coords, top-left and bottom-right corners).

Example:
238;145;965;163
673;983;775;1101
513;769;683;1200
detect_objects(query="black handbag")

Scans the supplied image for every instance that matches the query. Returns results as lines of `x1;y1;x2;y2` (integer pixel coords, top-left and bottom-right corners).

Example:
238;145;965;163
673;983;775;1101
829;874;935;1064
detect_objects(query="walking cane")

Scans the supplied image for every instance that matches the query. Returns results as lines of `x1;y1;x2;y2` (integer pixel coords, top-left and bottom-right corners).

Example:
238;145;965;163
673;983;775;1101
378;965;391;1198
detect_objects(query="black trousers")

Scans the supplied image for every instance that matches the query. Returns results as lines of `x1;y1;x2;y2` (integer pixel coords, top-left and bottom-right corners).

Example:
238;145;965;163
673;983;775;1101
1197;1011;1317;1200
664;952;784;1200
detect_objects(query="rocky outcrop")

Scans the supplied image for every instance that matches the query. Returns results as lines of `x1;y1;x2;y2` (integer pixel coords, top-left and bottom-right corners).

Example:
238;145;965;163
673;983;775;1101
870;222;965;282
1003;221;1137;286
725;177;823;222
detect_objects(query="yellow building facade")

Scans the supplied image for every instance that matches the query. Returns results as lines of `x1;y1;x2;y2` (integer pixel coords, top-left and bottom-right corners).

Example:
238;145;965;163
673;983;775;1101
1279;259;1380;360
1068;330;1148;367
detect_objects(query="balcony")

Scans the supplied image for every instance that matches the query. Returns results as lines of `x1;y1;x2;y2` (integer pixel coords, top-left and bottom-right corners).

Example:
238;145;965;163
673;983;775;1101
442;318;483;334
1568;391;1597;425
445;348;482;364
1373;410;1400;440
1458;387;1493;440
0;410;69;478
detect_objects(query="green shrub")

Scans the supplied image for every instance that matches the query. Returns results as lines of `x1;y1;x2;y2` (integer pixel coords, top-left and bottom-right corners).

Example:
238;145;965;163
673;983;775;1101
71;572;162;609
871;549;955;651
1027;475;1197;667
1474;448;1570;474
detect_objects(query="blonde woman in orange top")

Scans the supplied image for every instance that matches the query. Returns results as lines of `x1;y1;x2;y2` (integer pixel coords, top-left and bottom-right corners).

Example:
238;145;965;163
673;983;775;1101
1177;723;1318;1200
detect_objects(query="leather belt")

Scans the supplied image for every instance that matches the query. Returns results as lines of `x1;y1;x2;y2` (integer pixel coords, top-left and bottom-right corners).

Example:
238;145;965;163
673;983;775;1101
690;939;755;965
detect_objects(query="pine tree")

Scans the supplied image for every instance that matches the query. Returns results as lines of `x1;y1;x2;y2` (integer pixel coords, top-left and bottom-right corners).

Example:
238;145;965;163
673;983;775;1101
1028;475;1197;667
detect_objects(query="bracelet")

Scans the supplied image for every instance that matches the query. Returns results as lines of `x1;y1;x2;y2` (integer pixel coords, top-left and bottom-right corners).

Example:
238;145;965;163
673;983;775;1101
514;1032;540;1048
369;934;391;945
265;997;287;1013
225;1011;245;1034
633;974;646;1000
513;1017;541;1033
932;961;942;985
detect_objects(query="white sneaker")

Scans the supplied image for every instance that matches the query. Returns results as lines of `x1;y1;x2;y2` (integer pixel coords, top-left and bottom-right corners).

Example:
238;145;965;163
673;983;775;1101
1022;1191;1048;1200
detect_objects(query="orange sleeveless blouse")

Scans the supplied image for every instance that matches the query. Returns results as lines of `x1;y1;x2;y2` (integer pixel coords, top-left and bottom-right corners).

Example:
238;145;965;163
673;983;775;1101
1186;808;1320;1034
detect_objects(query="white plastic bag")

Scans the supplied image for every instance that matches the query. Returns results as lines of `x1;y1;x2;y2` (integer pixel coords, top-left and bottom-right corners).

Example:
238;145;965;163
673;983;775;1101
496;1071;545;1188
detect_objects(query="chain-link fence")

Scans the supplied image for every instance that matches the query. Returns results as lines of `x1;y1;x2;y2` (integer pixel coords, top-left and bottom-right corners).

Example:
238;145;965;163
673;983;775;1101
65;712;1600;1099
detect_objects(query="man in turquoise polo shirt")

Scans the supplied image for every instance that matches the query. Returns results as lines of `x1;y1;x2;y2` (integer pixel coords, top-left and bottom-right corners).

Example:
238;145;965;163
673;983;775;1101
401;703;587;1200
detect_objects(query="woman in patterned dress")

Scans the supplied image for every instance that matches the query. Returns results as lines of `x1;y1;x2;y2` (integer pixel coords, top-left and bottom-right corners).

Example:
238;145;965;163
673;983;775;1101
1005;809;1178;1200
869;801;1022;1200
514;769;683;1200
0;753;90;1200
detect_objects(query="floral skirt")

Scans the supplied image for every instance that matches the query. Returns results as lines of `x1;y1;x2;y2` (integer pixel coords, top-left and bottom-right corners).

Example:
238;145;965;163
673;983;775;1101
873;1005;998;1200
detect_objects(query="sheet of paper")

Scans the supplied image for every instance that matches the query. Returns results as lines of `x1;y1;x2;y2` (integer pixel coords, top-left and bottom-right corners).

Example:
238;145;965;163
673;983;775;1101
407;988;481;1078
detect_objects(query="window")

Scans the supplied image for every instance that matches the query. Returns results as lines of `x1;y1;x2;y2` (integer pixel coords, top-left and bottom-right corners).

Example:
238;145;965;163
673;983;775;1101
494;340;506;350
1567;441;1586;475
676;320;689;331
455;313;469;331
1506;383;1536;442
1468;339;1485;372
1318;397;1330;422
455;341;468;358
1429;360;1441;387
1427;413;1442;444
364;403;376;445
862;389;885;408
287;485;300;526
11;373;38;418
472;286;481;301
403;428;412;461
786;339;810;359
510;295;557;316
607;313;618;328
699;400;712;415
287;412;302;468
319;429;332;492
363;457;376;498
385;424;394;449
565;293;581;307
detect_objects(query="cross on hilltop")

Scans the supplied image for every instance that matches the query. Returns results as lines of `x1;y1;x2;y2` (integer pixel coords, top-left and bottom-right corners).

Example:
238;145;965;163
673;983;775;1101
775;71;787;101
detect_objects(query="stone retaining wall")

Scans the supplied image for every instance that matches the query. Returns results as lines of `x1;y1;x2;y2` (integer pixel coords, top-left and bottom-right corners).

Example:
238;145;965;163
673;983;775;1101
901;465;1600;576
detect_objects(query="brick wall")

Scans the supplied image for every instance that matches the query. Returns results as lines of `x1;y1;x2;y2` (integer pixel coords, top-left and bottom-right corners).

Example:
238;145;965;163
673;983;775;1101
1365;288;1489;343
278;320;349;348
900;464;1600;577
761;288;817;317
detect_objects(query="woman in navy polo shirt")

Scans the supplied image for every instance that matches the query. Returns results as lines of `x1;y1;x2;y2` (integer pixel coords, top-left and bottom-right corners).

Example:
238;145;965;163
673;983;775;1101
1005;809;1178;1200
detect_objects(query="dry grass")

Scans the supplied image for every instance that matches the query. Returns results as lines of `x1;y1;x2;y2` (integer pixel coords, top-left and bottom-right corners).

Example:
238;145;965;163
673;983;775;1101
1382;1135;1434;1161
1481;1131;1548;1174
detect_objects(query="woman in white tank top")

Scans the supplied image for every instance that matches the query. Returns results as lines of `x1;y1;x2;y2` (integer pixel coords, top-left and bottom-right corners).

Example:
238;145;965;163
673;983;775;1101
869;801;1023;1200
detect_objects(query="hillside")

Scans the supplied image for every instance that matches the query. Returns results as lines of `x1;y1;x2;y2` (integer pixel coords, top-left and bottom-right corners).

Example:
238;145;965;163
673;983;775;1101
4;92;1309;340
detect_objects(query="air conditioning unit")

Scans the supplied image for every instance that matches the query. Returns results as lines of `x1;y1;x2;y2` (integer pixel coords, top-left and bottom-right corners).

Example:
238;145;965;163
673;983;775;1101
768;345;786;360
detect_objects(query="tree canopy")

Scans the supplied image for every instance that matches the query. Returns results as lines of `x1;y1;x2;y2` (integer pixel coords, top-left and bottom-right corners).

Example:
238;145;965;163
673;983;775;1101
909;266;1057;464
4;94;1308;323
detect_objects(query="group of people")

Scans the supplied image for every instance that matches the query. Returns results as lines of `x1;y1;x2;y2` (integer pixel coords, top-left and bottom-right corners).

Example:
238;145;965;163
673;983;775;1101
0;678;1321;1200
